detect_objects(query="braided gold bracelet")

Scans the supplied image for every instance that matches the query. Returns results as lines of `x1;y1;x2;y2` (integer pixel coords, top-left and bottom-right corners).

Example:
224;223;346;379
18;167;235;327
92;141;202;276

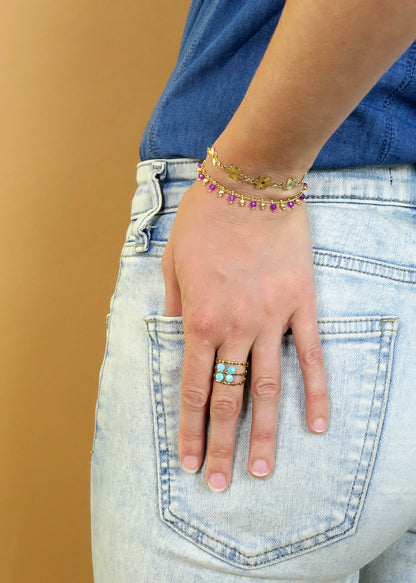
207;147;306;191
197;160;307;212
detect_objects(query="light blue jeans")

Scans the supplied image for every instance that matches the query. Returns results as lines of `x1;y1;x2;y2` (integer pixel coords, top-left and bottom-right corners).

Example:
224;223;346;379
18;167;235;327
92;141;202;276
90;160;416;582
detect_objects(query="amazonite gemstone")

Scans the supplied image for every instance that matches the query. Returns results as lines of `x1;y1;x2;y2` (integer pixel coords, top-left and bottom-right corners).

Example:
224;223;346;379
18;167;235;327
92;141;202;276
217;363;225;372
225;374;234;383
215;373;224;382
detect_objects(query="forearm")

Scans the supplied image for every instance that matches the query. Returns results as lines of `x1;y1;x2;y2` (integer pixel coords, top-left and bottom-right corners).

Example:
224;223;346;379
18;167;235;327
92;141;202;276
214;0;416;176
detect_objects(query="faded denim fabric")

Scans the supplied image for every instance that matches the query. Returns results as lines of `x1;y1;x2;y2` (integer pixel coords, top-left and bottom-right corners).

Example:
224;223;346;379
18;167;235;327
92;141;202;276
91;160;416;582
139;0;416;169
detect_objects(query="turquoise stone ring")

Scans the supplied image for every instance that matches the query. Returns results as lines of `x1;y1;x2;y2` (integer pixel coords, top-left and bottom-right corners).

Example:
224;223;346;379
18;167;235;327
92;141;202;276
214;358;249;386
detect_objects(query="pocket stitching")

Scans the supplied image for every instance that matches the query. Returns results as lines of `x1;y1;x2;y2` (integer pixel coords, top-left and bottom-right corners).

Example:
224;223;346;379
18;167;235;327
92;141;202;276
146;318;175;525
313;248;416;284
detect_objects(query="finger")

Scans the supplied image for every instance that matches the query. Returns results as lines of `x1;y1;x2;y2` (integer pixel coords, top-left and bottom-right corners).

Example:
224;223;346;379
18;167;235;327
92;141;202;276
248;331;282;479
205;344;251;492
161;247;182;317
291;305;329;434
179;334;216;473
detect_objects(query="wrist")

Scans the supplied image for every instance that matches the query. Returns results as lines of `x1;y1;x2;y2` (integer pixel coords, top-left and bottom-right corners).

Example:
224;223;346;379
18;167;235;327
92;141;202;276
213;126;315;182
203;149;308;203
198;157;308;212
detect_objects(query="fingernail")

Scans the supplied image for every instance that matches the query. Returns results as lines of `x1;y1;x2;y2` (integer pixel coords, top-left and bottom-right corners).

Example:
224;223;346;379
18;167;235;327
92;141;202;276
252;459;270;477
312;417;327;433
208;473;227;492
182;456;200;473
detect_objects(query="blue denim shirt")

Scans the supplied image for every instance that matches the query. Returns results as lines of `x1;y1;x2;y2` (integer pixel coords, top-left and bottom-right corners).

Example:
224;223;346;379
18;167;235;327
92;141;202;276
140;0;416;169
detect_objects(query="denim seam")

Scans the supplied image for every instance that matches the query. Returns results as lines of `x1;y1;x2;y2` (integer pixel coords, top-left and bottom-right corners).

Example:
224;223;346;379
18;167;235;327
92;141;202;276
152;328;392;338
365;318;398;492
146;316;398;568
146;319;173;524
343;318;398;538
313;249;416;284
306;197;416;208
376;42;416;165
145;315;398;334
91;256;125;454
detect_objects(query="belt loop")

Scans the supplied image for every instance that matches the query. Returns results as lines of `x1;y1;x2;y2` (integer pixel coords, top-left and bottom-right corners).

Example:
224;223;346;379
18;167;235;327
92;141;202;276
133;161;166;253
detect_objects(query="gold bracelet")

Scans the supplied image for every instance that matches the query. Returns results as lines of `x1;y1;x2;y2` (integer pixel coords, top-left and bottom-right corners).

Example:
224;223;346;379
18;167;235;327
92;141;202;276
207;147;306;191
197;160;307;212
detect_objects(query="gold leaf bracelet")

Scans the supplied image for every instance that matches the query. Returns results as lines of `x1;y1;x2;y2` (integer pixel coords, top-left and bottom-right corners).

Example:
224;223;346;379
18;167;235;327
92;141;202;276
207;147;306;191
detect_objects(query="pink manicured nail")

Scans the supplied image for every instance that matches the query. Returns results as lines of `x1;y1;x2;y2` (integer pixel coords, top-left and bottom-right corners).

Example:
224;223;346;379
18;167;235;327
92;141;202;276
182;456;200;473
312;417;327;433
208;473;227;492
252;459;270;477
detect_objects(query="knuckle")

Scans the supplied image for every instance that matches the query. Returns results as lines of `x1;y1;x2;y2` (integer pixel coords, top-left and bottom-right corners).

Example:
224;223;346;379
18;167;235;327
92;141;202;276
307;387;328;404
211;395;240;420
301;344;324;367
188;310;216;339
209;446;234;460
223;308;249;336
180;428;203;443
181;386;210;410
251;430;275;445
252;376;281;401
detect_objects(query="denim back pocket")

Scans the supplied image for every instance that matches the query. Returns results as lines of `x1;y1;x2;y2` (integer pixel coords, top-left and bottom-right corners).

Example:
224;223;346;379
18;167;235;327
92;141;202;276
144;315;399;569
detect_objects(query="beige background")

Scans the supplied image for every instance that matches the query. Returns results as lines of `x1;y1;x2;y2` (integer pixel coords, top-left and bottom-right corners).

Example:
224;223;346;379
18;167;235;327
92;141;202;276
0;1;190;581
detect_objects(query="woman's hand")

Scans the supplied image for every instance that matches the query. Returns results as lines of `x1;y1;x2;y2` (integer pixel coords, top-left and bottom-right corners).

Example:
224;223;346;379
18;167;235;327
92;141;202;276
161;178;328;492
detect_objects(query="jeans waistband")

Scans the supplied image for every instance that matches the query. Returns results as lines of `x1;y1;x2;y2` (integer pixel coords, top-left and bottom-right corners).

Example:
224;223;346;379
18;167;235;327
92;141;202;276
132;158;416;219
